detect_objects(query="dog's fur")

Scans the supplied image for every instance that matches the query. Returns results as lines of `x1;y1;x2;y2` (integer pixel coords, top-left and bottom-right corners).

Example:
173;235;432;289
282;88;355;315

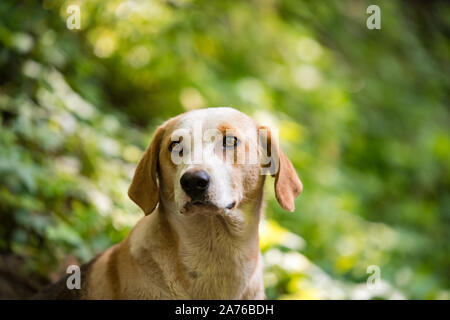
34;107;302;299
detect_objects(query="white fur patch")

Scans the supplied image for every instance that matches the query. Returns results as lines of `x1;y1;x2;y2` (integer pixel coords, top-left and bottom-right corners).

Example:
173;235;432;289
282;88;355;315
170;108;245;213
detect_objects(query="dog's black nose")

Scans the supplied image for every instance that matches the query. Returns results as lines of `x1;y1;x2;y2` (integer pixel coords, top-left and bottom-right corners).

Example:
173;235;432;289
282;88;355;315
180;170;210;200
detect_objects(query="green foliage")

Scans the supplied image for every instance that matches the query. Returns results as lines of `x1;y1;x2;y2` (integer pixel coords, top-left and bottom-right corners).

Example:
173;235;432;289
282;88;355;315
0;0;449;299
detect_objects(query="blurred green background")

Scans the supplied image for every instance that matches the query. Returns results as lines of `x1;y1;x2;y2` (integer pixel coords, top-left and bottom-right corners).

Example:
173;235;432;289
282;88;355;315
0;0;449;299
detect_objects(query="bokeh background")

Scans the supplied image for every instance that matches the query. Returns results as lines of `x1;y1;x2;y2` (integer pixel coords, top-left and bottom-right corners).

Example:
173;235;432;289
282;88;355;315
0;0;449;299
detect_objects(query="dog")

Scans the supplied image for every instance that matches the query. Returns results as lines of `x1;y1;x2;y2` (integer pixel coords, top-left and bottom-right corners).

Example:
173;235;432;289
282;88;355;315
34;107;302;299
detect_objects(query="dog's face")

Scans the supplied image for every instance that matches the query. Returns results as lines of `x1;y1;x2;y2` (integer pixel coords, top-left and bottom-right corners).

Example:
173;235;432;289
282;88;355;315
128;107;302;216
160;108;264;215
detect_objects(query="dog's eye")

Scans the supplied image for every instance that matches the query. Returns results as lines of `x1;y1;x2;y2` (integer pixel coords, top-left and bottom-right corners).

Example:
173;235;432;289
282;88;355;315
223;135;238;148
169;140;183;154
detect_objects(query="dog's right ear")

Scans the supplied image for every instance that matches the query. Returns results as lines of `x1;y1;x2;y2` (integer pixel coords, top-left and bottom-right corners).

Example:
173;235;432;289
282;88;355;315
128;125;165;215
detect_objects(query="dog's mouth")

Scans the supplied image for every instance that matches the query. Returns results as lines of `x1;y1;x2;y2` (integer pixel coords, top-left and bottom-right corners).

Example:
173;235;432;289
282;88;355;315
225;201;236;209
180;200;237;214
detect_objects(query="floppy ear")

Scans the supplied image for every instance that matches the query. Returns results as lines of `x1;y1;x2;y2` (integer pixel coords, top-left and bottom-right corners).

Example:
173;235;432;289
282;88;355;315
259;126;303;212
128;126;165;215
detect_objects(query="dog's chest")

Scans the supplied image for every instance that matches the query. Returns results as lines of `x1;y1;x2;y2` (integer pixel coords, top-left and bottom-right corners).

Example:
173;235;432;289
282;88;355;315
179;239;256;299
130;211;260;299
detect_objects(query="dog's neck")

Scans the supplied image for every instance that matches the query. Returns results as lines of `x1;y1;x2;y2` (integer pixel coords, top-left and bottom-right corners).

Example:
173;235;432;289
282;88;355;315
167;202;261;244
159;188;264;299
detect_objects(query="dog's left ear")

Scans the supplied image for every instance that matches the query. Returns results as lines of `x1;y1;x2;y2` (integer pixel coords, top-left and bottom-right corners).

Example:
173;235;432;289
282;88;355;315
128;125;165;215
259;126;303;212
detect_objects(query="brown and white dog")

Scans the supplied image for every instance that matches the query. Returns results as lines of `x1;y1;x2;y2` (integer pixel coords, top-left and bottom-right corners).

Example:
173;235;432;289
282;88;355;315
34;107;302;299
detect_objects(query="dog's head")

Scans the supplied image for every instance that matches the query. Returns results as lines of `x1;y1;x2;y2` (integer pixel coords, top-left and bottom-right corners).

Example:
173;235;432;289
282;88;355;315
128;107;302;216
